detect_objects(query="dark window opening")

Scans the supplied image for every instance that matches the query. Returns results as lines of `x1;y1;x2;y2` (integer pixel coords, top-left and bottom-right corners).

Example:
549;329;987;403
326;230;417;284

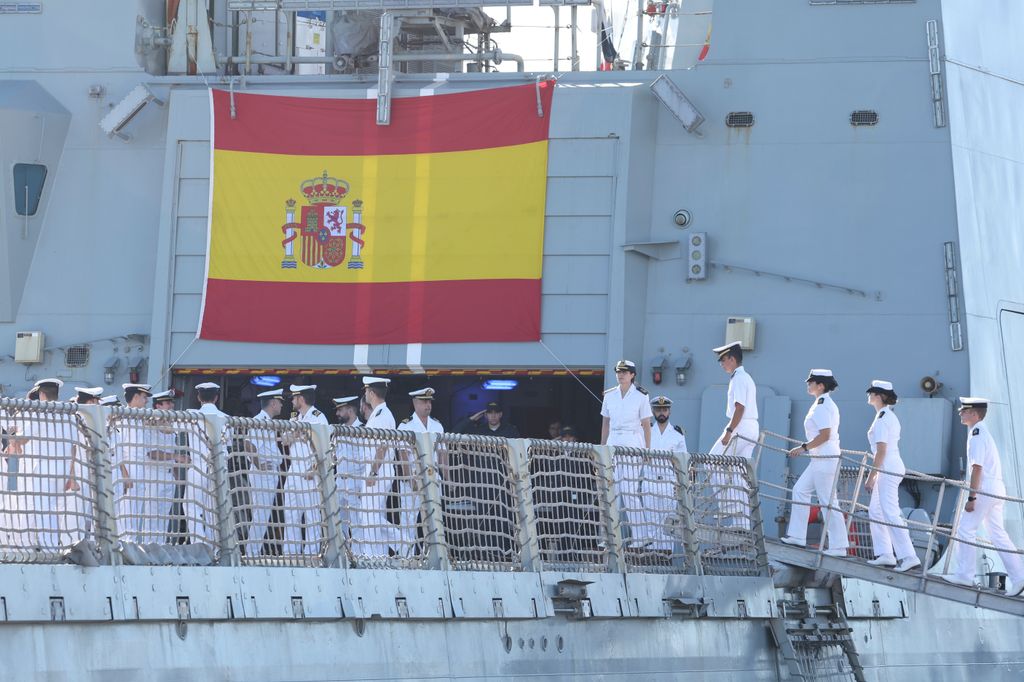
14;163;47;216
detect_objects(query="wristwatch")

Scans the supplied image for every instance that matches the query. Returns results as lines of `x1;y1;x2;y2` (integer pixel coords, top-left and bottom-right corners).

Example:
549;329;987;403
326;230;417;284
801;442;809;453
967;496;977;502
725;427;734;433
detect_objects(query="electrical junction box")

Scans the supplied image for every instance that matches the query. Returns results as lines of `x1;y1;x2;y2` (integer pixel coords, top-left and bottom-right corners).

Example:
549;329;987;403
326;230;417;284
15;331;44;364
725;317;755;351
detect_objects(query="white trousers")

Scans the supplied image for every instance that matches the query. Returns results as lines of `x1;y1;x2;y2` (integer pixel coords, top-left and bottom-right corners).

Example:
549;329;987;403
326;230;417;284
867;453;916;560
246;470;279;556
352;461;401;558
282;474;322;556
708;420;759;530
953;482;1024;583
184;462;214;543
786;458;848;550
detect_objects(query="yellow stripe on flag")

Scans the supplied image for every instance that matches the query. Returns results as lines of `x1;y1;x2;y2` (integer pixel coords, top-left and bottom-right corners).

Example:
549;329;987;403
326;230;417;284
208;141;548;284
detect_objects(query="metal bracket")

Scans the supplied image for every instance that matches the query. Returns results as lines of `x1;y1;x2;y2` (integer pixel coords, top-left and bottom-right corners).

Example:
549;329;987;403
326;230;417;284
376;13;398;126
622;240;681;261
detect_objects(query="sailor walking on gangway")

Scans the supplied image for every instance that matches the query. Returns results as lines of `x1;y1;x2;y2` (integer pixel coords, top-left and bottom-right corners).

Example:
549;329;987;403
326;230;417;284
863;380;920;572
781;369;849;556
600;360;652;539
943;397;1024;595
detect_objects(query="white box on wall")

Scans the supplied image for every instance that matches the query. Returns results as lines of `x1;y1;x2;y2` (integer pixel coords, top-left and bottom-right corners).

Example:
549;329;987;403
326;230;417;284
725;317;755;351
15;331;44;364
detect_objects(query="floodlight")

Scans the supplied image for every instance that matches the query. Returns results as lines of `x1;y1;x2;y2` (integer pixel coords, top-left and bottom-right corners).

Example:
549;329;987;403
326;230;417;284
99;84;164;141
650;75;705;134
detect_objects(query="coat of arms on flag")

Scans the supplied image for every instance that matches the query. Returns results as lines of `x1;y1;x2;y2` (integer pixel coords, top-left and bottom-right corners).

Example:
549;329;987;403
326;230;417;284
280;171;367;270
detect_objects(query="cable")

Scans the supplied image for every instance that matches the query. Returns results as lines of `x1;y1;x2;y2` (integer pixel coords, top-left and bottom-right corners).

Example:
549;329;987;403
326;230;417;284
538;340;603;405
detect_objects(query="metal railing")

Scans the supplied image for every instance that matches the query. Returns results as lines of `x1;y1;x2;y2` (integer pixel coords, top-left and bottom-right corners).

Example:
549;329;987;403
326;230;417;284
2;397;778;577
752;430;1024;589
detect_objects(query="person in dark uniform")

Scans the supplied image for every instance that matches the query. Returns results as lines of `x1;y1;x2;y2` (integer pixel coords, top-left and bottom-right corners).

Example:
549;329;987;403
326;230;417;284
454;402;520;438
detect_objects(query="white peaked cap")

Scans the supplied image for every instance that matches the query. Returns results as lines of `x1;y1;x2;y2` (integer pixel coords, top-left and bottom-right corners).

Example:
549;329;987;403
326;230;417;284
332;395;360;405
409;388;436;399
362;377;391;386
34;378;65;388
959;396;990;408
122;383;152;393
808;369;833;377
257;389;284;399
195;382;220;390
289;384;316;392
870;380;894;391
74;386;104;397
712;341;742;354
151;390;175;401
98;396;119;406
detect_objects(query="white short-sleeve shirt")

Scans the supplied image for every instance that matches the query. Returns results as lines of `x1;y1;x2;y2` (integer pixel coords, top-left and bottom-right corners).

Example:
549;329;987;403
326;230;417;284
600;384;653;434
365;404;396;430
866;408;900;457
727;366;758;421
967;420;1003;486
398;415;444;435
803;393;840;456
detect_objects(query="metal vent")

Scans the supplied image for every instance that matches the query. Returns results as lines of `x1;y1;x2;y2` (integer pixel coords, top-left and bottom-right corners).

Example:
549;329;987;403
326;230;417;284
850;110;879;126
64;344;90;368
726;112;755;127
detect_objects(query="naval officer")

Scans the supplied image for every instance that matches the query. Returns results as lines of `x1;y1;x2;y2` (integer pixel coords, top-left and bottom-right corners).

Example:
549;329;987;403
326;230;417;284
781;370;849;557
863;381;920;572
638;396;688;557
115;382;152;542
398;388;444;551
245;388;285;556
707;342;759;529
356;376;403;558
187;381;227;542
281;384;328;556
944;398;1024;595
649;396;688;454
137;389;182;543
332;394;365;536
600;360;652;449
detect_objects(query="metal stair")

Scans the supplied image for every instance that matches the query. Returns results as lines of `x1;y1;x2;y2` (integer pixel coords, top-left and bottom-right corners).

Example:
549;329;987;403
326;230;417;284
769;590;865;682
767;539;1024;617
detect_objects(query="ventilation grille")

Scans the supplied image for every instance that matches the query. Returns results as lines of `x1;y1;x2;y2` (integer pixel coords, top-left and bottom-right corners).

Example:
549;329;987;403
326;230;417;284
64;345;90;368
850;110;879;126
726;112;755;128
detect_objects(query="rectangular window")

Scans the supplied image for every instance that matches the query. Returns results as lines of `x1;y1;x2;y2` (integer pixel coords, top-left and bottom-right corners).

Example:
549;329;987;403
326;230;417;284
13;163;47;216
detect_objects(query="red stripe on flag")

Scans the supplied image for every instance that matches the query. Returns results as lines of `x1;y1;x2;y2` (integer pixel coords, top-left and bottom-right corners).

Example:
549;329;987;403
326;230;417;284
212;82;554;157
199;278;541;344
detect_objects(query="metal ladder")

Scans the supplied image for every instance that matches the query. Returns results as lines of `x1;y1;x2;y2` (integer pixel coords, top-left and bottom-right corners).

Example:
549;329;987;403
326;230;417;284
769;591;866;682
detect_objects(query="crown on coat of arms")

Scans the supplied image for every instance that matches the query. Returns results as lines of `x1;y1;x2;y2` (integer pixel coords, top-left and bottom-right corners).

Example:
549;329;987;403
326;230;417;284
301;170;349;205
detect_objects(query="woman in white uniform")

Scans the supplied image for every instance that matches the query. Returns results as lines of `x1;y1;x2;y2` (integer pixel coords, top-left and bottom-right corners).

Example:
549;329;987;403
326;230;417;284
864;380;921;572
600;360;653;547
781;369;850;556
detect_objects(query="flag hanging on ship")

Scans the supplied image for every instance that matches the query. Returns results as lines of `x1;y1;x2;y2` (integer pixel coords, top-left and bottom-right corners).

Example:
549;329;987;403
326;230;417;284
198;82;554;344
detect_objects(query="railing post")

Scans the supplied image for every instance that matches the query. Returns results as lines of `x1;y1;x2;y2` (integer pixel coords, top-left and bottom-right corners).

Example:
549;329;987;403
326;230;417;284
920;478;947;587
77;404;118;565
416;432;451;570
507;438;540;572
671;451;702;575
942;486;967;575
742;458;770;576
844;453;870;538
593;444;626;573
201;413;240;567
311;423;346;569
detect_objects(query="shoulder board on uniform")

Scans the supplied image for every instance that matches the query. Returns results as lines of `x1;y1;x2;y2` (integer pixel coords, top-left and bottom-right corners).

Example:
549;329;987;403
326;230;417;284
311;409;322;417
877;411;885;419
604;386;616;394
673;425;685;436
401;417;412;425
817;397;825;405
290;412;299;420
635;385;649;395
972;427;980;436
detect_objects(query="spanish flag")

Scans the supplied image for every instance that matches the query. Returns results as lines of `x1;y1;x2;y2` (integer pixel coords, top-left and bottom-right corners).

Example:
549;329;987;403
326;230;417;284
198;82;554;345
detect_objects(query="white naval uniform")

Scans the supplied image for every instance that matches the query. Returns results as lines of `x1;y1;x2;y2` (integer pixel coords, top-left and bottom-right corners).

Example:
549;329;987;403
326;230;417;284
139;424;180;543
245;410;284;555
639;422;688;551
709;366;759;529
397;414;443;549
353;403;399;558
866;408;916;561
333;418;364;535
785;393;849;551
16;412;81;549
602;385;653;541
952;421;1024;584
282;406;329;556
186;403;228;543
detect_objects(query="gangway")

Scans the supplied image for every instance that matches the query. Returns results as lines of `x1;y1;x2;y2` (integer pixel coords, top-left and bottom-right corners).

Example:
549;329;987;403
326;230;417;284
766;539;1024;618
751;430;1024;619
